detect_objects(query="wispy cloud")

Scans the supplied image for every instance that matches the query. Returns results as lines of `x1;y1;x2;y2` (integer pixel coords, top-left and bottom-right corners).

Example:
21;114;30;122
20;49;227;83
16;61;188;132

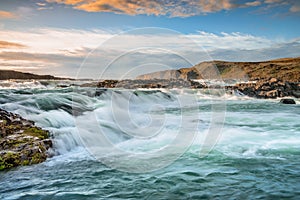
0;10;16;19
244;1;261;7
0;41;27;49
0;7;37;20
46;0;262;17
36;2;53;10
264;0;300;13
0;28;111;54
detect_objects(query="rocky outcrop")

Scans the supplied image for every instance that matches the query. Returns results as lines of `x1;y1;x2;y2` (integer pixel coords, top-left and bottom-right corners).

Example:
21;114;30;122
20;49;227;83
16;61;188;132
0;109;52;170
137;57;300;82
228;78;300;99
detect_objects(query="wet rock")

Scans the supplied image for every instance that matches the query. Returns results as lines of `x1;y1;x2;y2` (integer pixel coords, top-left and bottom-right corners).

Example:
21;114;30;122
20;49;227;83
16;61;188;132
266;89;279;98
81;77;300;99
82;79;193;89
95;88;107;96
0;108;52;170
292;91;300;98
280;99;296;104
229;78;300;99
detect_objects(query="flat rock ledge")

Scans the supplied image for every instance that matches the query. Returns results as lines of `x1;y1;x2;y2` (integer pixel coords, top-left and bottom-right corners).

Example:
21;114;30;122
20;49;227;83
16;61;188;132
0;109;52;170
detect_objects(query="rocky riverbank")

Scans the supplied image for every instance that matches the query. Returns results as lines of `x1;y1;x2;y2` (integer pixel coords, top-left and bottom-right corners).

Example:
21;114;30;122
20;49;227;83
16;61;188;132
80;78;299;99
227;78;300;99
0;109;52;170
81;79;193;89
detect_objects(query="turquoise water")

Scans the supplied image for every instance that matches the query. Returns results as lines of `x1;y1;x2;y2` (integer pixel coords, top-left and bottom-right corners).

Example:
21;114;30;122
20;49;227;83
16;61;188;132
0;82;299;199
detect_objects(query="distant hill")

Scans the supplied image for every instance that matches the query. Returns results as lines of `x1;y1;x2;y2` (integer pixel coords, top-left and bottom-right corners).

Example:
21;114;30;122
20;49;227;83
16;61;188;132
137;57;300;82
0;70;69;80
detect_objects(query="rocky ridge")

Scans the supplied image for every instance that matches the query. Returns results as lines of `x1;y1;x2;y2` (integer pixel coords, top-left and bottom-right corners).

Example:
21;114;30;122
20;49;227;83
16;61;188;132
0;109;52;170
0;70;71;80
137;57;300;82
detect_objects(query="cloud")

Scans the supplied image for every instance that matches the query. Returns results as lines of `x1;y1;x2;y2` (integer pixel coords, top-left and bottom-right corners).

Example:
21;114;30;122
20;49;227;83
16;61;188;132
264;0;300;13
189;31;273;50
209;40;300;61
0;41;27;49
290;4;300;13
46;0;262;17
36;2;47;7
264;0;281;3
0;27;299;78
0;10;16;19
0;28;111;54
0;51;82;63
245;1;261;7
36;2;54;11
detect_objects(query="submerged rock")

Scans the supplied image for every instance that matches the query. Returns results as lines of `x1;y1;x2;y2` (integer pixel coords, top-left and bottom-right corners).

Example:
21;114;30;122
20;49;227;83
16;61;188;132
0;109;52;170
280;99;296;104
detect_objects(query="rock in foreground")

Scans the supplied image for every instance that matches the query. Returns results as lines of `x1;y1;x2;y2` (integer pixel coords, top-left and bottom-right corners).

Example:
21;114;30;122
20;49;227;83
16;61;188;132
0;109;52;170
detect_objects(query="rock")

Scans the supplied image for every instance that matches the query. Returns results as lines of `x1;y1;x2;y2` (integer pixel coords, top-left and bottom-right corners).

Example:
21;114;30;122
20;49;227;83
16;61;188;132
285;82;292;90
269;78;278;84
261;85;271;91
292;91;300;98
229;78;300;99
266;89;279;98
0;108;52;170
280;99;296;104
82;78;300;99
95;88;107;96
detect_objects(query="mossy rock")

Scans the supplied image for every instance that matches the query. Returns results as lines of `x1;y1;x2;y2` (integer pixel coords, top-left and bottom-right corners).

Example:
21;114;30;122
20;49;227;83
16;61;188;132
0;109;52;171
0;148;47;170
0;151;21;169
31;153;46;164
23;127;49;139
0;157;6;170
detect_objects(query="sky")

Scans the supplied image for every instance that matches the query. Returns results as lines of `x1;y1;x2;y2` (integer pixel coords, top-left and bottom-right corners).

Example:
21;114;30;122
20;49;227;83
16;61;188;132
0;0;299;79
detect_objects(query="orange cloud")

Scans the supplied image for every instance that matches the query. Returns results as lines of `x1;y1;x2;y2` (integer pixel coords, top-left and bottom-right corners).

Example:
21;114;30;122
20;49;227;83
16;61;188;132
0;41;27;49
0;10;16;19
46;0;263;17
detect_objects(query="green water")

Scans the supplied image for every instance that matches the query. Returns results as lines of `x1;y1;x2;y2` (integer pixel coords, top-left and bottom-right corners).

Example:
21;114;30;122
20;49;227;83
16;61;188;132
0;87;299;199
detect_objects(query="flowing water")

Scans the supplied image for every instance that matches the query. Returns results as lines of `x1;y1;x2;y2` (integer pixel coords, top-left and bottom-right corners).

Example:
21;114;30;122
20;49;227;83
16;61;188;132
0;80;299;199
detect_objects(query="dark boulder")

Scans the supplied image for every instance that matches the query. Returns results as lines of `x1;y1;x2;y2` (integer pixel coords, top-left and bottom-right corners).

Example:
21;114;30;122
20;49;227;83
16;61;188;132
280;99;296;104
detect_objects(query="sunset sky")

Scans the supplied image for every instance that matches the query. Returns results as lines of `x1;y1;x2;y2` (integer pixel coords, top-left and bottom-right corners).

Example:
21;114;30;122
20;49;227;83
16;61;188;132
0;0;299;79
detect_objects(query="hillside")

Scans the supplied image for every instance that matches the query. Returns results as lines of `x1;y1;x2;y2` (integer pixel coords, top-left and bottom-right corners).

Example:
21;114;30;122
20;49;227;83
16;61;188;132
0;70;67;80
137;57;300;82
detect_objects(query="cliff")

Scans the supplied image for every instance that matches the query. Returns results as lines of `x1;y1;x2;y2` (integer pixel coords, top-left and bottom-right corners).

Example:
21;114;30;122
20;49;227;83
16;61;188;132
136;57;300;82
